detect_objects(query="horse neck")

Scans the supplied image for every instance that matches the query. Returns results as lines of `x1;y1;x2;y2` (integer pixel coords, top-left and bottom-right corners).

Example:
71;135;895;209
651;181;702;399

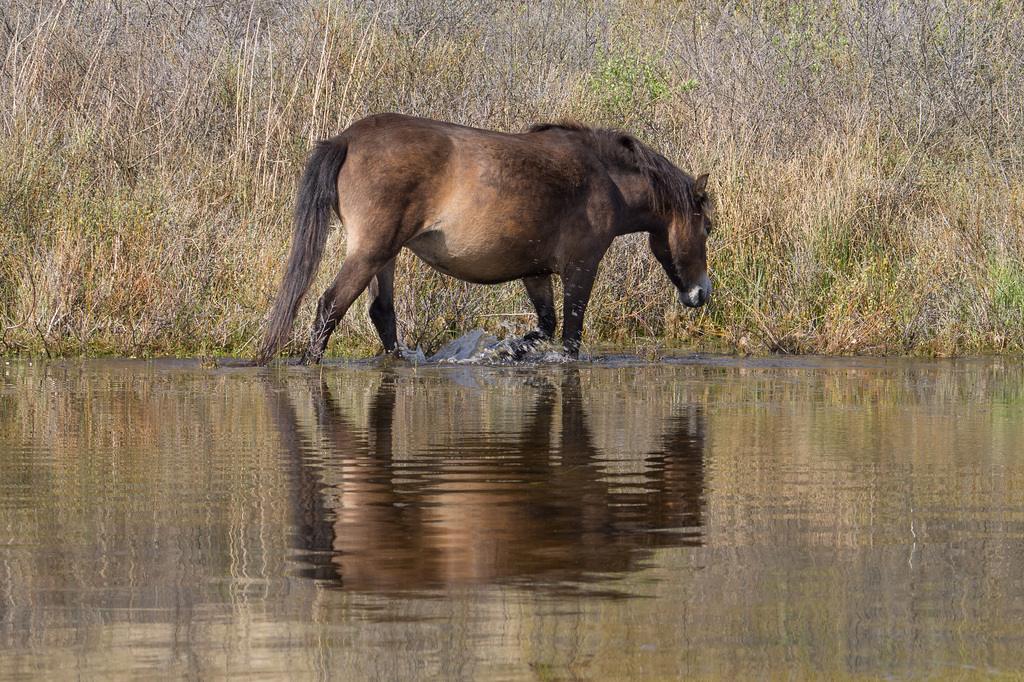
608;169;667;237
623;210;669;238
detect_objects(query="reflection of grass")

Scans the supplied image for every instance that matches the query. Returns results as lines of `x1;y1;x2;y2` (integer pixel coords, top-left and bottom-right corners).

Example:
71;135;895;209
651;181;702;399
1;0;1023;358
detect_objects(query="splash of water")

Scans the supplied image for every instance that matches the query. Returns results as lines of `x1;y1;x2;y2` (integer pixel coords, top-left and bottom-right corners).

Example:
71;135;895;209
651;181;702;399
395;329;573;365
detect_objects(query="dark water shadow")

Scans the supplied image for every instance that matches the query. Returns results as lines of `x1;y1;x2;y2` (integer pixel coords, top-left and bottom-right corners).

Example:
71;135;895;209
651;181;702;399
264;368;706;595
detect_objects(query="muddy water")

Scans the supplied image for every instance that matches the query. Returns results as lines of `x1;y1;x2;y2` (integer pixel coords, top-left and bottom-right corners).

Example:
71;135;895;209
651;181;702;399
1;353;1023;679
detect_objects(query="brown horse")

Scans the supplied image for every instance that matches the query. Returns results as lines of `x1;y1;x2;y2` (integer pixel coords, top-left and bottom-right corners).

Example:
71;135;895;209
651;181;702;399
256;113;713;365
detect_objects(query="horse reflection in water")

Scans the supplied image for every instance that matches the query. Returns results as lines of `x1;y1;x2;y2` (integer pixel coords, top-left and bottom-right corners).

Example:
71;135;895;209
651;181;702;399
267;370;705;592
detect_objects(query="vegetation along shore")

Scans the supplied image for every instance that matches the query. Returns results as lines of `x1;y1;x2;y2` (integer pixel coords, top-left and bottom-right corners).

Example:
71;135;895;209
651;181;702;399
2;0;1022;358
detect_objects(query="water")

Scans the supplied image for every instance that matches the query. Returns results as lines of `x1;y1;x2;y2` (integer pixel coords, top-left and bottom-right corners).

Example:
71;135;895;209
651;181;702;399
2;349;1023;679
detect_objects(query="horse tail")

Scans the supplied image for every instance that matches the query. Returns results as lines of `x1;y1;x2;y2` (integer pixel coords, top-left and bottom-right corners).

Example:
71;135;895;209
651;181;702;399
257;137;348;364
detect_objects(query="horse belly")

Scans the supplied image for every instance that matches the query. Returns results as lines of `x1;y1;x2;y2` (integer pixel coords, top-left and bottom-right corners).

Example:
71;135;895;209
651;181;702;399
406;227;552;285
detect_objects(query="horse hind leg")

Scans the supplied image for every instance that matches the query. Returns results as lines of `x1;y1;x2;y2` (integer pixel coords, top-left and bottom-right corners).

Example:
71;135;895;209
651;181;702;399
367;258;398;352
303;252;391;364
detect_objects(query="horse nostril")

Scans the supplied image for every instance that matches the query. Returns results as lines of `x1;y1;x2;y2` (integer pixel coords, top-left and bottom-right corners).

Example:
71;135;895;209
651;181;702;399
696;277;712;306
680;285;708;307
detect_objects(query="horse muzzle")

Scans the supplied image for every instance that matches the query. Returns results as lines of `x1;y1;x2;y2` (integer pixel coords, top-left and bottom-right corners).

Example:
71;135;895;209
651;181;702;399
679;274;712;308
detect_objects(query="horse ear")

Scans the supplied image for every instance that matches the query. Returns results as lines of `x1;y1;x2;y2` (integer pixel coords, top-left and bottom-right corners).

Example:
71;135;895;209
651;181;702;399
693;173;709;199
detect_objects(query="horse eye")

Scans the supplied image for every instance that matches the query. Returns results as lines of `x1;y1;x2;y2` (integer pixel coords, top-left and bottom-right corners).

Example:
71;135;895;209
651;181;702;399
695;213;712;236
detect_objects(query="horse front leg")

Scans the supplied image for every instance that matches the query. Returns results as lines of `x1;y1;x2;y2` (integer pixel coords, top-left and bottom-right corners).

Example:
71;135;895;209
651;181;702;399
521;274;556;343
560;261;600;358
303;254;388;365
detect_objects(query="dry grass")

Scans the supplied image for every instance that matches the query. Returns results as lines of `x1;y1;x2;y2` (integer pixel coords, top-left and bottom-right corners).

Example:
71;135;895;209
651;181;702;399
1;0;1022;358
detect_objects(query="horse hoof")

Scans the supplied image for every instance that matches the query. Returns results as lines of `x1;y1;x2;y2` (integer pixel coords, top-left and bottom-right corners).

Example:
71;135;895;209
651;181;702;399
298;353;321;366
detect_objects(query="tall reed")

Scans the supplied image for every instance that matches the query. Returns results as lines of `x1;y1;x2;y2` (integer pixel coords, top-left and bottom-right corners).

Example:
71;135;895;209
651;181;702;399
1;0;1022;357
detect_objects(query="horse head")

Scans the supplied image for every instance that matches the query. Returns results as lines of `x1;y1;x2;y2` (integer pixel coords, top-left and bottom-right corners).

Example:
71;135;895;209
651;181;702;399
649;171;713;308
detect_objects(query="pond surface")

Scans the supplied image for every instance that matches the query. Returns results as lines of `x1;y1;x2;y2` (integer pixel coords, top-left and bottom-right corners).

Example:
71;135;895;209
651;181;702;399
1;352;1023;679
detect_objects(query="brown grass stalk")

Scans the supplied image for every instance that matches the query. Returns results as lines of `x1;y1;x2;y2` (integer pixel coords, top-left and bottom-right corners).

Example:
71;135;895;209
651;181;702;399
1;0;1022;358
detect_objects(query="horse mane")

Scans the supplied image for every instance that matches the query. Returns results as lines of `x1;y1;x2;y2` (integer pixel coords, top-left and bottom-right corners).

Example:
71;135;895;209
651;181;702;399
527;120;590;134
595;129;703;217
528;121;703;217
